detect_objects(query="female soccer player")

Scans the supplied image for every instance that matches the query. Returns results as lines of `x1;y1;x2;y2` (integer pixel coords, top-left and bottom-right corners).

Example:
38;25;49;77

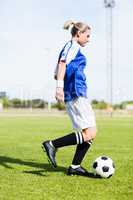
42;20;97;176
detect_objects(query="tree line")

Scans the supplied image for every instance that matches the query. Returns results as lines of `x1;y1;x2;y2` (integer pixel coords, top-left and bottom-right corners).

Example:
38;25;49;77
0;97;132;110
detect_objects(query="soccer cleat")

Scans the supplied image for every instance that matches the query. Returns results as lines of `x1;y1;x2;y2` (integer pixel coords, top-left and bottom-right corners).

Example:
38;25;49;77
42;140;57;168
67;166;90;176
67;166;101;178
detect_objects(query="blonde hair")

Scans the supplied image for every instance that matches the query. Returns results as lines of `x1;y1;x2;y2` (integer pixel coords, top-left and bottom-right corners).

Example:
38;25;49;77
63;20;91;36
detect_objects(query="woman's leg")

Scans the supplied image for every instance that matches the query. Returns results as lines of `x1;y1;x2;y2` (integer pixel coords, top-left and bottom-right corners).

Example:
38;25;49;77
71;127;96;166
42;130;84;167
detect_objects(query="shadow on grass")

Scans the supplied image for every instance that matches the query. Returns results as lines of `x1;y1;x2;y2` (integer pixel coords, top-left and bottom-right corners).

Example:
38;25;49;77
0;156;102;178
0;155;67;176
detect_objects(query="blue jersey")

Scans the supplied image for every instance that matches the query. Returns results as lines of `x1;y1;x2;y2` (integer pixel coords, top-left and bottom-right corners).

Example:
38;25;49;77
55;40;87;102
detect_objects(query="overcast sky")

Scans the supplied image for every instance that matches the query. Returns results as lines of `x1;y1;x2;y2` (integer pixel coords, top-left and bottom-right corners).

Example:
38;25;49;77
0;0;133;103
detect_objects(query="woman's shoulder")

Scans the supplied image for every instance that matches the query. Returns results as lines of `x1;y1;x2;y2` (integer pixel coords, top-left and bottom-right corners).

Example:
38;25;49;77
62;40;80;55
60;41;80;64
62;40;72;51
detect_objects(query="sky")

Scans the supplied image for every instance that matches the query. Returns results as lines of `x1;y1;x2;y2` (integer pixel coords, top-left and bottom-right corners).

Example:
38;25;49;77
0;0;133;103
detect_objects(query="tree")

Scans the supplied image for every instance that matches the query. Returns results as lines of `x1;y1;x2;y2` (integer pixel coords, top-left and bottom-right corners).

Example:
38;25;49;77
10;98;21;108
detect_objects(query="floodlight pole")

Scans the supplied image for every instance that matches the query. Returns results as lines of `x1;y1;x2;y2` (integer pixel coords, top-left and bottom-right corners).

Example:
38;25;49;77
104;0;115;116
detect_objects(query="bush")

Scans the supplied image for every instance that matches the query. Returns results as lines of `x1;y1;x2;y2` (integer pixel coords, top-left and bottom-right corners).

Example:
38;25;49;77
2;97;10;108
31;99;48;108
52;102;65;110
10;98;22;108
91;100;107;109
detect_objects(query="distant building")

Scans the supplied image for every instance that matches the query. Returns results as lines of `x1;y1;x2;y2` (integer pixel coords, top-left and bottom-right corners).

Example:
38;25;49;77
0;91;6;98
126;104;133;110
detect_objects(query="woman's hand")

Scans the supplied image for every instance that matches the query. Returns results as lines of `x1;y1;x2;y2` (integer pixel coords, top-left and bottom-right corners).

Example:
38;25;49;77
55;87;64;102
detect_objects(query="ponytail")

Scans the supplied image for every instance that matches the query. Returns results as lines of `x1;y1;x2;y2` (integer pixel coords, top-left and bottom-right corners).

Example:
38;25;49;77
63;20;75;30
63;20;91;36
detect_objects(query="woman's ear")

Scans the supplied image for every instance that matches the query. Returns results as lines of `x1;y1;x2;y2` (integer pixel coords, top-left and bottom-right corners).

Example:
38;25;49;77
77;30;80;38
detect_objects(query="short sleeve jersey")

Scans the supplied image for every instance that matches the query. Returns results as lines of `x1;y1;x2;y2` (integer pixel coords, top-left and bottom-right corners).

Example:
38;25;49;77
56;40;87;102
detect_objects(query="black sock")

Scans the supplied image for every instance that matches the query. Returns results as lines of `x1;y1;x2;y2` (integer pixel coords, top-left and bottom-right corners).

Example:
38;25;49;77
52;131;83;148
72;140;93;165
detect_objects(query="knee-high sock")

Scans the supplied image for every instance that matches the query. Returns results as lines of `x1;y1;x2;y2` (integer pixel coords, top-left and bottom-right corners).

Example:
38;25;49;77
51;131;83;148
72;140;93;165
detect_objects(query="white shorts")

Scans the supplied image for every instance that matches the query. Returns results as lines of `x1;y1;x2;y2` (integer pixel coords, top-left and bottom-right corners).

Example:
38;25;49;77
66;97;96;130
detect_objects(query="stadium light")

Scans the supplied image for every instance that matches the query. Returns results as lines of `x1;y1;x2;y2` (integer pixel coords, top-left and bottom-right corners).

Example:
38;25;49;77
104;0;115;116
104;0;115;8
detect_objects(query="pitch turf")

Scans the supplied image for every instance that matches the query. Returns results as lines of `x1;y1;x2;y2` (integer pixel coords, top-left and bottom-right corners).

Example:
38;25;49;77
0;114;133;200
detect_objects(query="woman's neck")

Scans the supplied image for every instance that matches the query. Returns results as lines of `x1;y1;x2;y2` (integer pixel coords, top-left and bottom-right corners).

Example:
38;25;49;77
72;36;78;42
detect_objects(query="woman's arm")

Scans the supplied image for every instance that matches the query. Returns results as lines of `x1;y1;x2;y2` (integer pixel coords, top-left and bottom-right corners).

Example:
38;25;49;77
55;61;66;102
57;61;66;80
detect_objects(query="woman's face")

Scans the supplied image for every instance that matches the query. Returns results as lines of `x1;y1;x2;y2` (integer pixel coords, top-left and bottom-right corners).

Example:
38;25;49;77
77;28;91;47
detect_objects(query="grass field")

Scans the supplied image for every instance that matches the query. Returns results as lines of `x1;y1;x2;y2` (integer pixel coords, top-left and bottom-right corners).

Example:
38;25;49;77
0;113;133;200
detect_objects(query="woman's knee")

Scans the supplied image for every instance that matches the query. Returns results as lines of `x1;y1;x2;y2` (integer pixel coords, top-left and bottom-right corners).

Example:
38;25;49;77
91;130;97;139
82;127;97;141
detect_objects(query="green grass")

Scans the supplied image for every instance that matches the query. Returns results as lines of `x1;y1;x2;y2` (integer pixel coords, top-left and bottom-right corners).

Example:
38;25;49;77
0;114;133;200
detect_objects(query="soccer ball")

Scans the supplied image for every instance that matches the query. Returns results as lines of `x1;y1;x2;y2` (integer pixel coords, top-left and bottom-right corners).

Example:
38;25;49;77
92;156;115;178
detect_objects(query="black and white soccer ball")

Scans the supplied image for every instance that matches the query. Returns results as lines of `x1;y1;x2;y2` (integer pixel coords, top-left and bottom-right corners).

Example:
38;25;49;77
92;156;115;178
